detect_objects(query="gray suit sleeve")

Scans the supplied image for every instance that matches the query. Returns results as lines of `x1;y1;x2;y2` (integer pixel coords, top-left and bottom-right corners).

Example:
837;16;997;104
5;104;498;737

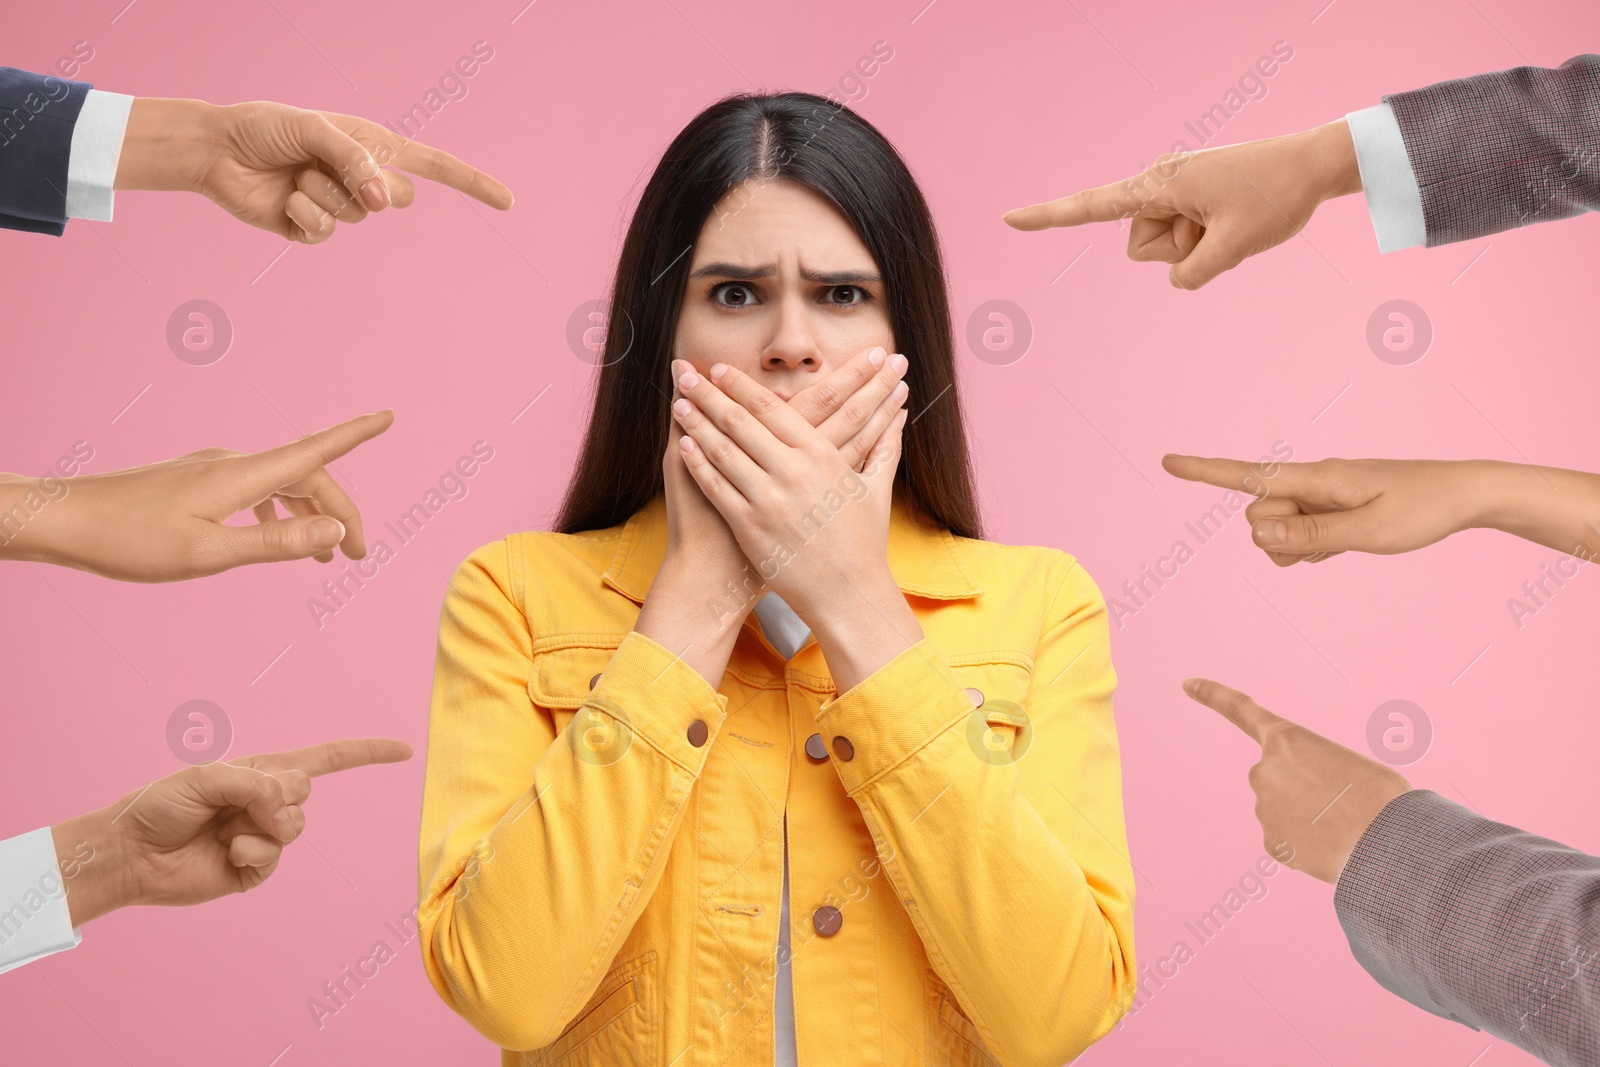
1382;53;1600;245
1333;789;1600;1067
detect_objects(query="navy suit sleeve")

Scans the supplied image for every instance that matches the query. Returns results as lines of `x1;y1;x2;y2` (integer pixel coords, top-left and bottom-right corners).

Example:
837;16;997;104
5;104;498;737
0;66;94;236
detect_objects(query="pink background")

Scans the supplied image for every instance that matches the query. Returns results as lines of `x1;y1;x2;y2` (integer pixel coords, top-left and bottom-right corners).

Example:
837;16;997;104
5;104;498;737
4;1;1597;1063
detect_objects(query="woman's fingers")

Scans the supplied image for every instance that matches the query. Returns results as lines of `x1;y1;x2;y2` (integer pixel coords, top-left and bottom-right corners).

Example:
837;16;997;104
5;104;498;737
672;392;765;500
841;379;910;471
669;360;772;494
786;345;906;444
675;361;748;515
864;407;908;479
672;361;797;465
677;421;746;515
785;345;883;431
668;350;909;485
813;350;908;450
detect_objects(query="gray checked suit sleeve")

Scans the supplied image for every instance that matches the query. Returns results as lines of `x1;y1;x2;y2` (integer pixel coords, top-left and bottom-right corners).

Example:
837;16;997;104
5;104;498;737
1333;789;1600;1067
1381;53;1600;246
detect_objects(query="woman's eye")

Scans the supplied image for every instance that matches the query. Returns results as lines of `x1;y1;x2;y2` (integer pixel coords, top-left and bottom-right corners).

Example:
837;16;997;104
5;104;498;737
708;282;871;307
711;282;755;307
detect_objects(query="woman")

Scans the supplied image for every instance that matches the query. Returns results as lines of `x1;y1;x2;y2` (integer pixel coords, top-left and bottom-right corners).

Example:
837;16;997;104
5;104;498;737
417;91;1136;1066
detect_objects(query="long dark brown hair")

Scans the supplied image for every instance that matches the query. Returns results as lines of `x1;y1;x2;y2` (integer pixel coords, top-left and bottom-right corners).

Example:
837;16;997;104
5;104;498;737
555;90;981;541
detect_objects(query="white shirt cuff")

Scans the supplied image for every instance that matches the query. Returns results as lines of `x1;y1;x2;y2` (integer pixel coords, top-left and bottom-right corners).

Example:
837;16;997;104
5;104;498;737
0;827;83;975
65;89;134;222
1345;102;1426;253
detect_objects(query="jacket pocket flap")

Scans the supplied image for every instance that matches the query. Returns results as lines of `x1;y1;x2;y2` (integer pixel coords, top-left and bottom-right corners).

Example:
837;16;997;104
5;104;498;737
528;639;626;710
947;655;1033;719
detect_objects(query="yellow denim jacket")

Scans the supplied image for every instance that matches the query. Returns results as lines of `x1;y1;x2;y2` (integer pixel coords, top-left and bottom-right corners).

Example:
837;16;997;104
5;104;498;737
418;489;1136;1066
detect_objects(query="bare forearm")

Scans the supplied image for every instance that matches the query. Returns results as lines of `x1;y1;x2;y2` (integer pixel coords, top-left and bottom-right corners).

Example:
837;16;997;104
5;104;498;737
114;97;223;193
0;473;65;564
811;573;923;694
1470;460;1600;559
0;470;99;570
52;808;131;928
633;559;744;690
1305;117;1364;201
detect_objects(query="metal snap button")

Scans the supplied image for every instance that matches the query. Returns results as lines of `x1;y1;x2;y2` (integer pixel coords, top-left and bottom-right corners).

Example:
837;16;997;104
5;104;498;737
812;905;843;937
804;732;828;761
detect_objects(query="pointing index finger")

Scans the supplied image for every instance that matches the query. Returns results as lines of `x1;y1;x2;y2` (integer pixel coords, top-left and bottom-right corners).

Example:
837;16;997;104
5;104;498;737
1163;453;1264;492
239;410;395;500
317;112;515;210
388;135;514;210
240;738;413;778
1182;677;1284;746
1162;453;1303;499
1003;173;1175;230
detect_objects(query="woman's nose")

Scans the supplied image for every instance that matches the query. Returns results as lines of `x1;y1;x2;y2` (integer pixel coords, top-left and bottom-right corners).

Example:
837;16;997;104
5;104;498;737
762;347;816;370
761;295;821;370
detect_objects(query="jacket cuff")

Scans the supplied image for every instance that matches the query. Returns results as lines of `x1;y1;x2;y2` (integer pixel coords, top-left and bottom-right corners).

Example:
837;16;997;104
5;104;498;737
813;636;973;796
1332;789;1480;1027
591;629;730;775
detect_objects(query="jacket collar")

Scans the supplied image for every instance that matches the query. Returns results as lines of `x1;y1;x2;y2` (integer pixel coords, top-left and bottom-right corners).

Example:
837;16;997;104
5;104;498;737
601;487;984;604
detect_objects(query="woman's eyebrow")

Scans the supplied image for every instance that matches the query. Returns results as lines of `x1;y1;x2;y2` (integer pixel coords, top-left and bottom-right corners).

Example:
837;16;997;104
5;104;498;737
688;261;882;285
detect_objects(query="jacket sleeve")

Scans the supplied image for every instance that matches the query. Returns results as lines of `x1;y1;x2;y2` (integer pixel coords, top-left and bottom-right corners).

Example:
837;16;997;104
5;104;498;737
1333;789;1600;1067
0;67;92;235
1383;53;1600;246
812;551;1137;1067
416;538;731;1051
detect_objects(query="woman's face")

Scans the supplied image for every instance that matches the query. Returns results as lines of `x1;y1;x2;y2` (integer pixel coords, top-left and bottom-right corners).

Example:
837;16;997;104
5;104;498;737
672;179;896;402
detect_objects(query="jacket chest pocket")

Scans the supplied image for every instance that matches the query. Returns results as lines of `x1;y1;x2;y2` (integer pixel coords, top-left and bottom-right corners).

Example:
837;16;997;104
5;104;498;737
527;639;630;762
518;951;660;1066
947;654;1034;766
923;970;1004;1067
